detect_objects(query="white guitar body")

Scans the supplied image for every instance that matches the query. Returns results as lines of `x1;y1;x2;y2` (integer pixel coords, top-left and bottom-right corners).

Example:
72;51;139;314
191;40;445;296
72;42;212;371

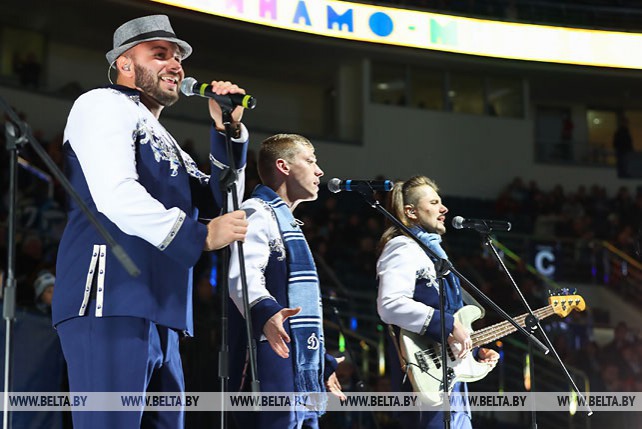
397;293;585;406
399;305;488;406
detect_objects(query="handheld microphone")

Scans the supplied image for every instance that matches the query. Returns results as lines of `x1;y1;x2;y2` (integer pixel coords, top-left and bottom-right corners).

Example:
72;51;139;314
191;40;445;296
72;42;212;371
327;178;394;193
452;216;511;232
180;77;257;109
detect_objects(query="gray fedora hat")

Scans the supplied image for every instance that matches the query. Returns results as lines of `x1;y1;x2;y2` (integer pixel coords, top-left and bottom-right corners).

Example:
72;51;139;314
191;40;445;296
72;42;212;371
106;15;192;65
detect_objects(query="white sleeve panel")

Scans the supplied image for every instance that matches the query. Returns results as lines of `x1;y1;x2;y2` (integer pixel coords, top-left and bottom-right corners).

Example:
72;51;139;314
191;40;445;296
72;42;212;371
233;166;246;209
229;199;276;315
232;123;249;144
64;90;184;247
376;237;435;334
230;124;248;202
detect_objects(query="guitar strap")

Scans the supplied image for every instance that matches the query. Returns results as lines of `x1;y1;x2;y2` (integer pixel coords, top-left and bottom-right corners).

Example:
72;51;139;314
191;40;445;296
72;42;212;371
387;325;410;382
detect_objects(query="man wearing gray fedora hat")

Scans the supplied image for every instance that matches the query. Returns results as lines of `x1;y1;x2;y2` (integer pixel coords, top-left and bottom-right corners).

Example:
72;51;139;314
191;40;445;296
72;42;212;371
53;14;250;429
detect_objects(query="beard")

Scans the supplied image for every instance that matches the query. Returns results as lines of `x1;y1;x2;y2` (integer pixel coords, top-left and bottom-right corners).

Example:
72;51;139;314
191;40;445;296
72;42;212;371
134;64;179;107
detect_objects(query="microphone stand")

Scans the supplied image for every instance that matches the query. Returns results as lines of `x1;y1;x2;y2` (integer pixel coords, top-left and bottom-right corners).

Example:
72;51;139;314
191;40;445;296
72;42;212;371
478;232;592;425
0;97;140;429
216;108;260;429
352;189;548;429
324;295;381;429
436;270;452;429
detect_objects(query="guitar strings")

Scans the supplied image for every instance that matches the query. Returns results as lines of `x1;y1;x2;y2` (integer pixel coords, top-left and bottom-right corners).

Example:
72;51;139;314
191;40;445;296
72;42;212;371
417;298;577;365
471;307;552;347
418;307;555;363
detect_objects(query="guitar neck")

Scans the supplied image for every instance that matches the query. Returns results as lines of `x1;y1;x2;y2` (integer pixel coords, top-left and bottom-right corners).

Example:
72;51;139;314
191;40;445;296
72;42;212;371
471;305;554;348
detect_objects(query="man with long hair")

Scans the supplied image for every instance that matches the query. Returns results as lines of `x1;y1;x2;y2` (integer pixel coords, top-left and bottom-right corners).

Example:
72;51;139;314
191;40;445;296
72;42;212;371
377;175;499;428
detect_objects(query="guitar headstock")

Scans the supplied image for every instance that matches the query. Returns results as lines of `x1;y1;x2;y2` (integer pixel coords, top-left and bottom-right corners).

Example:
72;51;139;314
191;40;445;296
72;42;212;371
548;289;586;317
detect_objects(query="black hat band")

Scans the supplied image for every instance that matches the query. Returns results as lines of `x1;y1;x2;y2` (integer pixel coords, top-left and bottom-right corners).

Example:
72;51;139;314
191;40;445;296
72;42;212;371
119;30;178;47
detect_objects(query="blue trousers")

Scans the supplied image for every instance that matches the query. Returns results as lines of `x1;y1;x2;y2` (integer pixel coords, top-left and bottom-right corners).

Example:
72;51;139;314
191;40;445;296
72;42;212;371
57;309;184;429
233;409;319;429
396;382;472;429
232;340;319;429
387;333;471;429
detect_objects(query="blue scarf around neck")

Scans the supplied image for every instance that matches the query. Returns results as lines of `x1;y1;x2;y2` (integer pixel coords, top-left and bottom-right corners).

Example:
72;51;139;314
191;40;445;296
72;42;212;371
409;226;464;315
252;185;326;402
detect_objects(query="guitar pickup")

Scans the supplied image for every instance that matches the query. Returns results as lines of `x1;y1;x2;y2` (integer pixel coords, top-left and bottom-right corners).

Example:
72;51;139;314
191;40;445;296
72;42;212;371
415;350;434;372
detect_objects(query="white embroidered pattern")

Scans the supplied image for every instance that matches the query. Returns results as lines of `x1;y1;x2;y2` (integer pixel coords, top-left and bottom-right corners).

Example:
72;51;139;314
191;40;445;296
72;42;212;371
134;118;209;184
417;267;439;290
416;267;432;280
254;199;286;260
182;153;210;185
256;199;277;221
268;238;286;261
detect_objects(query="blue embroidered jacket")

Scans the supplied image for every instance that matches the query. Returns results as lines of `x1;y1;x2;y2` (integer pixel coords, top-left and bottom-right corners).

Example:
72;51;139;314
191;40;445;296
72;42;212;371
53;85;247;334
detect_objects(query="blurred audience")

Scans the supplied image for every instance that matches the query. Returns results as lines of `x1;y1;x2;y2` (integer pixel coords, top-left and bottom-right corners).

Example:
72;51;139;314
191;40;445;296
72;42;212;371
2;115;642;428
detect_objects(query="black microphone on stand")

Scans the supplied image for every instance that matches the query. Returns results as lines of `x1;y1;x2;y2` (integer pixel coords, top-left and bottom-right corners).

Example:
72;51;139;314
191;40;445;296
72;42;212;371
327;178;393;193
180;77;257;109
452;216;511;232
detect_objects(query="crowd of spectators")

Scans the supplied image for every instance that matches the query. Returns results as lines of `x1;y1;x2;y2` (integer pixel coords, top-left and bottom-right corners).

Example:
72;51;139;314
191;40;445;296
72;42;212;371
496;177;641;246
1;112;641;427
494;177;642;302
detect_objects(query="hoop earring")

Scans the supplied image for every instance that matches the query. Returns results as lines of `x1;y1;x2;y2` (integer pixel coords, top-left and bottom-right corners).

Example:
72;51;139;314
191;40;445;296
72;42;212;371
106;61;116;84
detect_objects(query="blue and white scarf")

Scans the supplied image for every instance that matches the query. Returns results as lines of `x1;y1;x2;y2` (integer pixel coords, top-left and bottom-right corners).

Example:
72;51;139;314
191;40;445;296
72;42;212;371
410;226;464;314
253;185;326;397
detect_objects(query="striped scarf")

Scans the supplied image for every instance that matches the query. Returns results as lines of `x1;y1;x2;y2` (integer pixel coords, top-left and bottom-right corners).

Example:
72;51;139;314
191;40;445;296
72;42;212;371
252;185;326;401
410;226;464;314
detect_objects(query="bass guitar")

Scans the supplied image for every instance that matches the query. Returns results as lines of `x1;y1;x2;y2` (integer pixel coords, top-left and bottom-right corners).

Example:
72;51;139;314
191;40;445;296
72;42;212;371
398;293;585;406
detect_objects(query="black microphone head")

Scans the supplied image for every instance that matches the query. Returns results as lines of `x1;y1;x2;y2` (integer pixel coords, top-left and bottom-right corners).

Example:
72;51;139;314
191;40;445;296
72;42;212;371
327;178;342;194
180;77;197;96
242;95;257;110
452;216;465;229
379;180;394;191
